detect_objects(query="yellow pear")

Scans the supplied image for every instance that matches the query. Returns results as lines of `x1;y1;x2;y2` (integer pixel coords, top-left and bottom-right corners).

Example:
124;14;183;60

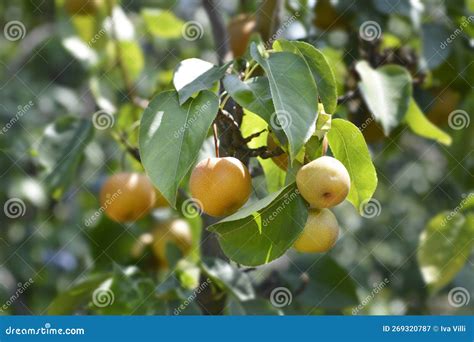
189;157;251;217
152;219;193;267
267;134;288;170
296;156;350;208
99;172;156;222
294;208;339;253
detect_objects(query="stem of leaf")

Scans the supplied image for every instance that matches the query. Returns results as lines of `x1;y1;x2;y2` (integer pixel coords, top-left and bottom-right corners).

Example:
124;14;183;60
213;123;220;158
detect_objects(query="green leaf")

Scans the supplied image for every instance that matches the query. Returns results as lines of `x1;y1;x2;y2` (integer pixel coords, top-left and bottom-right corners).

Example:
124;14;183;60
284;255;359;310
327;119;378;209
141;8;184;39
250;43;318;162
273;40;338;114
48;273;111;315
239;111;285;194
139;90;219;207
418;212;474;294
223;75;274;123
208;183;308;266
174;59;231;105
119;41;144;82
355;61;412;135
37;116;94;199
405;98;452;146
201;258;255;301
87;216;137;269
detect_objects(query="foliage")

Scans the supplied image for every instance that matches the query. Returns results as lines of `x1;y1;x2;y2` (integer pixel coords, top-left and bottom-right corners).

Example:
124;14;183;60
0;0;473;316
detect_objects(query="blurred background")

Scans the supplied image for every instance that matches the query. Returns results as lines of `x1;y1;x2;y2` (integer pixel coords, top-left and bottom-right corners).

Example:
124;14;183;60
0;0;473;315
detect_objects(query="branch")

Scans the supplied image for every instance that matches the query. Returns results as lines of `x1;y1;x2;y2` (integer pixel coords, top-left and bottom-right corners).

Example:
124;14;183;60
202;0;230;65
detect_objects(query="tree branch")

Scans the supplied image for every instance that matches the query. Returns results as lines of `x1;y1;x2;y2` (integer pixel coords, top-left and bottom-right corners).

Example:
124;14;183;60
202;0;231;65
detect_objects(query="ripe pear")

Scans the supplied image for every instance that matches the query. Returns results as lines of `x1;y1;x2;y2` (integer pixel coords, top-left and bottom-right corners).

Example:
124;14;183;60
296;156;350;208
294;208;339;253
100;172;156;222
65;0;103;15
228;14;256;57
267;134;288;170
152;219;193;267
154;188;169;208
189;157;251;217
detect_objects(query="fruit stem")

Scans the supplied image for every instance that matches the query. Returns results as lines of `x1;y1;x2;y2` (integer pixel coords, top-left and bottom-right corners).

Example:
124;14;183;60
213;123;220;158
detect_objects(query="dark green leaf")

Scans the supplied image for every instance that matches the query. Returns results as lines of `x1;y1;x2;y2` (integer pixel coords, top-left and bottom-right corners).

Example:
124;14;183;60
274;39;338;113
223;75;274;123
201;258;255;301
208;183;308;266
139;90;219;207
48;273;111;315
37;116;94;199
285;254;359;311
250;43;318;162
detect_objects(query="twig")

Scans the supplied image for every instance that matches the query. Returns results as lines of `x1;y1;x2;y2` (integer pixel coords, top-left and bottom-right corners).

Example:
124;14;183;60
202;0;230;65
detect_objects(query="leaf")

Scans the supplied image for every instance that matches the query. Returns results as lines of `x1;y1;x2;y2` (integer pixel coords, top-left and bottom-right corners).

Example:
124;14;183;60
208;183;308;266
273;40;338;113
48;273;111;314
201;258;255;301
355;61;412;135
405;98;452;146
418;212;474;294
223;75;274;123
141;8;184;39
327;119;378;209
119;41;144;82
250;43;318;162
139;90;219;207
173;58;231;105
239;110;285;194
37;116;94;199
284;255;359;310
86;216;137;269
